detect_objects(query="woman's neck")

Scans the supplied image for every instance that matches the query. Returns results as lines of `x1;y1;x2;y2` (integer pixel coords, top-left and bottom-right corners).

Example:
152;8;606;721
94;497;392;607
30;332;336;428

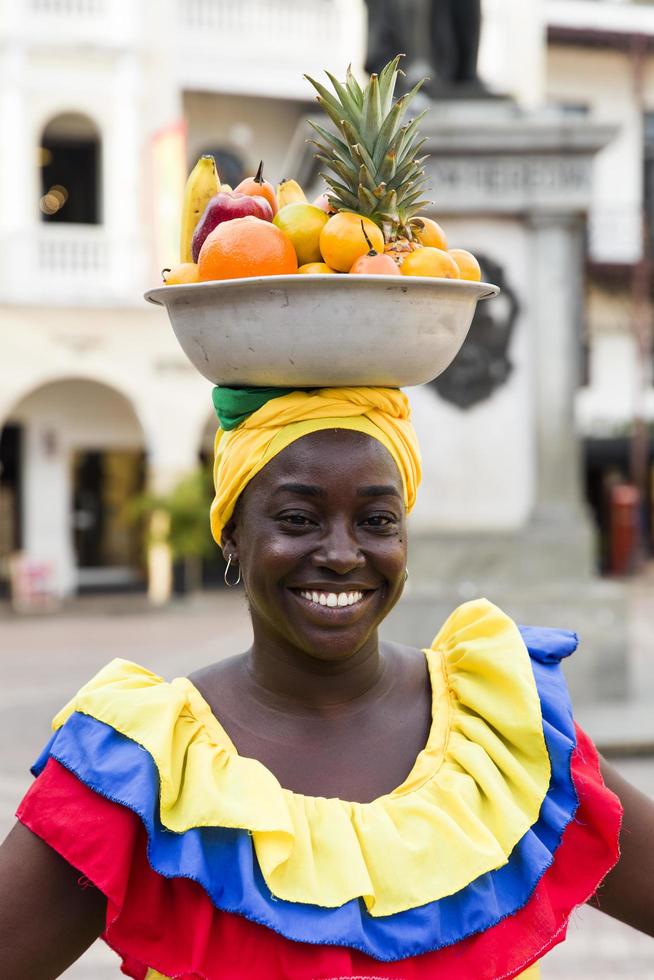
243;627;391;716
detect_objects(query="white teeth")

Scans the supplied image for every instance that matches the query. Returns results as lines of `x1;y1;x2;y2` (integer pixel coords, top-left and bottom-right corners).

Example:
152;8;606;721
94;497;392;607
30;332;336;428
298;590;366;607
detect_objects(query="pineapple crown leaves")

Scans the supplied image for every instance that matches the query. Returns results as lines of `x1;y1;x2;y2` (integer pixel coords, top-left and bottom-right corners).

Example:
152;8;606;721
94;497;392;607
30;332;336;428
304;56;432;240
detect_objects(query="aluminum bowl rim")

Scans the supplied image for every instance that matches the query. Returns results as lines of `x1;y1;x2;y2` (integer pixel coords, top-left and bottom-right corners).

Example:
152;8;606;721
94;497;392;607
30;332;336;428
144;274;500;307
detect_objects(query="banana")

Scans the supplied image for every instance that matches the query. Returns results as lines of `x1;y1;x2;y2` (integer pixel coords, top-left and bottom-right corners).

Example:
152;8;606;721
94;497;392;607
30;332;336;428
276;178;306;209
179;155;220;263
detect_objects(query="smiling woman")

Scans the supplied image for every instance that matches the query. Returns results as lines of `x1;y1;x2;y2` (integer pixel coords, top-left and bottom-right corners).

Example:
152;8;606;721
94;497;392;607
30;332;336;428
0;386;653;980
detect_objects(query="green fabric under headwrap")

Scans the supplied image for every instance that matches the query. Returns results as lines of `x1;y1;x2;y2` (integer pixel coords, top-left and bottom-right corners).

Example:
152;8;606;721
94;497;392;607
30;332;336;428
212;386;294;431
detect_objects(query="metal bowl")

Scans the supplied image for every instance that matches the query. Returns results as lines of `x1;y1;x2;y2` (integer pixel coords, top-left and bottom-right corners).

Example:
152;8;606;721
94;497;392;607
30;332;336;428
144;274;499;388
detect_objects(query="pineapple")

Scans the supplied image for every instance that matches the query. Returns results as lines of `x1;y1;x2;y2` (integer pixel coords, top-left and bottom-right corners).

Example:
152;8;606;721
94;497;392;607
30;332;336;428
305;56;431;263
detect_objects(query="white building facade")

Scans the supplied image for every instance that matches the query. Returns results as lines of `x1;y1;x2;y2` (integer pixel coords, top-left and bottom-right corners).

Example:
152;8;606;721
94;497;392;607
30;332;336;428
546;0;654;568
0;0;650;598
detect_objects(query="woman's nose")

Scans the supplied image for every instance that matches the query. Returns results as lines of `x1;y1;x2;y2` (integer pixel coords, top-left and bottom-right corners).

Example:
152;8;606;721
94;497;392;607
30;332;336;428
312;522;364;573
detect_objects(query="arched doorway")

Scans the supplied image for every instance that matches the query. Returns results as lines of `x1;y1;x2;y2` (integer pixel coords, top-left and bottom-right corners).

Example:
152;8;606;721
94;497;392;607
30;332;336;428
0;378;145;598
38;112;102;224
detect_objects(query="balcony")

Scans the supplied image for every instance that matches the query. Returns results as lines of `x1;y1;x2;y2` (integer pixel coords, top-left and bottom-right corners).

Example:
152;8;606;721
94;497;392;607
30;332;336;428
546;0;654;38
0;0;137;48
0;225;146;306
175;0;367;100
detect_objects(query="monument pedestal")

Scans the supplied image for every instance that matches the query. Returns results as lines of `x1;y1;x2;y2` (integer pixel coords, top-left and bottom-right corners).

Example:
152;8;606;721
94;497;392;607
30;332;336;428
381;102;626;703
383;524;626;703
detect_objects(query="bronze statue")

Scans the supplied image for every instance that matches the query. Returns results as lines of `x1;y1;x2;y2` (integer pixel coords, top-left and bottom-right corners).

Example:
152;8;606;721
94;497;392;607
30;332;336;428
365;0;485;96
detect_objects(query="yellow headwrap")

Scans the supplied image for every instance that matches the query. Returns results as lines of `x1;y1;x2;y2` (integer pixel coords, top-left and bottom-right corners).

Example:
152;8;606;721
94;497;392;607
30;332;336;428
210;387;422;544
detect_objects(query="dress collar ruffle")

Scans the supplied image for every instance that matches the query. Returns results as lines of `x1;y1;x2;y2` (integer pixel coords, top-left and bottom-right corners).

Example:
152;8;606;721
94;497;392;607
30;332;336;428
50;599;551;917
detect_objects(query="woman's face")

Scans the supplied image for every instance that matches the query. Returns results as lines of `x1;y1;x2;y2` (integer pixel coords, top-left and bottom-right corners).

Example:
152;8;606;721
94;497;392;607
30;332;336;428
224;429;408;663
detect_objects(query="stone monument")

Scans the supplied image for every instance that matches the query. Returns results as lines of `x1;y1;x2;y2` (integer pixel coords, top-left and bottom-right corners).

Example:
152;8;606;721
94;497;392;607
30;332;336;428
286;5;627;703
365;0;485;96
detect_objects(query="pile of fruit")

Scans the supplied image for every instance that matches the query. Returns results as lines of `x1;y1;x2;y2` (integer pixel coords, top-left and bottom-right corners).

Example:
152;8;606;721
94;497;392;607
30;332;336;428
163;57;482;287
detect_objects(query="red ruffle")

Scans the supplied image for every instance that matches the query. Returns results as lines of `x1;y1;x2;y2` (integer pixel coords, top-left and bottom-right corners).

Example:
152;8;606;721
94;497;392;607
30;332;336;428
17;726;621;980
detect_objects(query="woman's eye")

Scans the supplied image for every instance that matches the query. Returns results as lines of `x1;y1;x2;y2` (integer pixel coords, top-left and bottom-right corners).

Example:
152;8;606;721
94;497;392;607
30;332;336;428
277;513;316;527
362;513;397;528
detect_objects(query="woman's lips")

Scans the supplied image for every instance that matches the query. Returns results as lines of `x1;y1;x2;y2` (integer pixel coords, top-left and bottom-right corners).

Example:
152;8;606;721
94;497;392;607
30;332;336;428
288;588;376;615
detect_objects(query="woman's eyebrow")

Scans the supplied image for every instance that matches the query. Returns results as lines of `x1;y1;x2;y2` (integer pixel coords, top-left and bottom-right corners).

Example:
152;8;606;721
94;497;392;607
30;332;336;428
357;485;402;498
274;483;326;498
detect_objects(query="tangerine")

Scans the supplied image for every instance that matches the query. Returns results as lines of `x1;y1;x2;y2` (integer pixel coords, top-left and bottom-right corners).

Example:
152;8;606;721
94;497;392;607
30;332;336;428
449;248;482;282
235;161;278;216
401;247;461;280
320;212;384;273
297;262;337;274
198;216;297;281
413;216;448;251
162;262;200;285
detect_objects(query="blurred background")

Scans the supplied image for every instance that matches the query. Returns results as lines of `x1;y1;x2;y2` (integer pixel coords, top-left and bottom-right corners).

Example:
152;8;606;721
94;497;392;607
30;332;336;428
0;0;653;603
1;0;654;975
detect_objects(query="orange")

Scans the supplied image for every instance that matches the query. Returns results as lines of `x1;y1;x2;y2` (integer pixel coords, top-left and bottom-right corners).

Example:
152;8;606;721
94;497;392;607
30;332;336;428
449;248;482;282
413;216;448;251
297;262;337;274
320;212;384;273
198;216;297;281
163;262;200;285
401;247;461;279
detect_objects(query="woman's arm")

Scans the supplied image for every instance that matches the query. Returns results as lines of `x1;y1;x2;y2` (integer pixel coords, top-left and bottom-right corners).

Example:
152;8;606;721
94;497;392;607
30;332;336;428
0;821;106;979
589;758;654;936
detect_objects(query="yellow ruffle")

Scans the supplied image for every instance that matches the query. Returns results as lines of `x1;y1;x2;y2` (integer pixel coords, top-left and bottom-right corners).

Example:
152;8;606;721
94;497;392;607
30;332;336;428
53;599;550;918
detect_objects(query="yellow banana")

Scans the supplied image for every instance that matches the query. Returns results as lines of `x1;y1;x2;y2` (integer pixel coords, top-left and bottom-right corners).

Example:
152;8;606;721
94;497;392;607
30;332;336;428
179;155;220;263
276;178;306;209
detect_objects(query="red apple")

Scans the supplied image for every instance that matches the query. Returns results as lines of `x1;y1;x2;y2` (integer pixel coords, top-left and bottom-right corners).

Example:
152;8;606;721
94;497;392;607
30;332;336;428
191;192;273;262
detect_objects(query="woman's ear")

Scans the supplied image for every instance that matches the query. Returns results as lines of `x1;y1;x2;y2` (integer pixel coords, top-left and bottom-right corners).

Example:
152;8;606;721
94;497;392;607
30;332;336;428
221;518;239;564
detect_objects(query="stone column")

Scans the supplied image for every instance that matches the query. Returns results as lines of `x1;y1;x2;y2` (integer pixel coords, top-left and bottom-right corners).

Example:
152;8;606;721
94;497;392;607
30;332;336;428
527;212;596;568
22;423;76;598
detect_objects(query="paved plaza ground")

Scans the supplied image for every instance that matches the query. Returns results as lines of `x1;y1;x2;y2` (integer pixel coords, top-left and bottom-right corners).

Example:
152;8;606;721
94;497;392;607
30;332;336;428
1;583;653;978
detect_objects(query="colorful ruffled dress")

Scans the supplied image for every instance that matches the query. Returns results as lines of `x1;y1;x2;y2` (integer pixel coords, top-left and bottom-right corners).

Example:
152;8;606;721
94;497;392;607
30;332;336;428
17;599;622;980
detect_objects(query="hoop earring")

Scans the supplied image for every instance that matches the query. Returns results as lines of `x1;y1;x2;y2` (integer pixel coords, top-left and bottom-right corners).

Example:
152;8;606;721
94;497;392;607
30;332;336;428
404;568;409;582
224;554;242;588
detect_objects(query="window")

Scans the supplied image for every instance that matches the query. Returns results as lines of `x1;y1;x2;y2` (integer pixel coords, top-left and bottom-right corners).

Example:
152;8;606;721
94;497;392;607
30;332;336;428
39;112;101;224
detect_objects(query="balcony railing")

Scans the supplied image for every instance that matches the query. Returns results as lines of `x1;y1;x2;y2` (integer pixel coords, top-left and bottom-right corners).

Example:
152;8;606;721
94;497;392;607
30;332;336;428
29;0;107;15
37;227;110;278
175;0;367;99
1;0;136;46
1;225;146;306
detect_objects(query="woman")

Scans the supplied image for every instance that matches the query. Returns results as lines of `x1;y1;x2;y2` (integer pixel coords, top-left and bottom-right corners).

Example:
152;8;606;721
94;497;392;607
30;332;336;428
0;386;652;979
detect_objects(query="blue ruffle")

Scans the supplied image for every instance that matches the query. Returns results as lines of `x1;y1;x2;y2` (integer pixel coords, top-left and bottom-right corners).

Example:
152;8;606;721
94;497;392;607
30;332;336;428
32;626;578;962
